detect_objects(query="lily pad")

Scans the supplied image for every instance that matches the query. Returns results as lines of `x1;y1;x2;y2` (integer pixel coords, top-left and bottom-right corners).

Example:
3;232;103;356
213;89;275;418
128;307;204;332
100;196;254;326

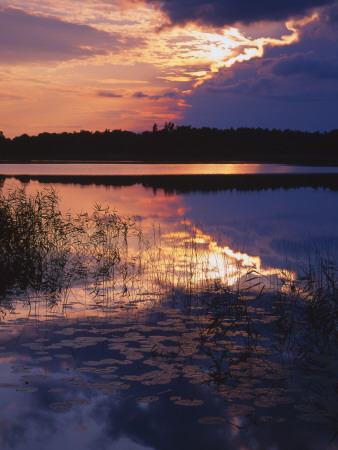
137;396;159;403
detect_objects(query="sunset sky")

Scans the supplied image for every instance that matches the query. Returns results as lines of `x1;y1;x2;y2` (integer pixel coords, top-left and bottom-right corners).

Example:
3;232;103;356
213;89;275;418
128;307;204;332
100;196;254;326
1;0;337;137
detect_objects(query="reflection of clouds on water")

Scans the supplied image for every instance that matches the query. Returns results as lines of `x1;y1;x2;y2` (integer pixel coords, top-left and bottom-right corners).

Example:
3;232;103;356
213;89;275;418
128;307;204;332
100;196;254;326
2;179;188;220
180;188;338;268
0;292;337;449
159;221;287;289
3;178;338;273
0;314;336;450
0;179;338;449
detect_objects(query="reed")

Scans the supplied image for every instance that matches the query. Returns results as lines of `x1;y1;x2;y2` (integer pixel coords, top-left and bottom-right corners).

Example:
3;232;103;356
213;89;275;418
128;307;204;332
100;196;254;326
0;186;71;296
0;187;143;302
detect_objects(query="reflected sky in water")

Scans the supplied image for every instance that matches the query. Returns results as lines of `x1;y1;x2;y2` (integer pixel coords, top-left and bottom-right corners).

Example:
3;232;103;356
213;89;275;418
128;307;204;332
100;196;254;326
2;163;338;176
2;175;337;272
0;291;337;450
0;169;338;450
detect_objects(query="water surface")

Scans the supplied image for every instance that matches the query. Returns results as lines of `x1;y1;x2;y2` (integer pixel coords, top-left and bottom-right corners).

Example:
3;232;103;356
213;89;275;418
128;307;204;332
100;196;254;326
0;165;337;450
1;162;338;175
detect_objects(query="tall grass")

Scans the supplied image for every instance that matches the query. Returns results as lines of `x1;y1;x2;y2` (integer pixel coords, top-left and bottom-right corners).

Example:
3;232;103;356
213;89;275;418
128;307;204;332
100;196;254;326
0;187;144;302
274;248;338;345
0;187;72;295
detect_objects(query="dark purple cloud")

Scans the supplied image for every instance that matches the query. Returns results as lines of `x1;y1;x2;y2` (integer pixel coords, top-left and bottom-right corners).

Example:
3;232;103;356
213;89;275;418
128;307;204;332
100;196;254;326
193;44;338;103
147;0;336;27
180;7;338;131
133;91;149;98
182;80;338;131
0;7;140;64
273;55;338;79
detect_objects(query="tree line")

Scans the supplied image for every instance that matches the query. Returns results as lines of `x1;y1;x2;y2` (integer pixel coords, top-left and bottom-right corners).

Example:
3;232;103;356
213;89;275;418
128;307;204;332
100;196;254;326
0;124;337;163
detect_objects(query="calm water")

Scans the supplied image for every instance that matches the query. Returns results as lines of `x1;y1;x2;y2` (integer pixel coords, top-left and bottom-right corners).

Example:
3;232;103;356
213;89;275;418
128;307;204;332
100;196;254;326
1;162;338;175
0;165;337;450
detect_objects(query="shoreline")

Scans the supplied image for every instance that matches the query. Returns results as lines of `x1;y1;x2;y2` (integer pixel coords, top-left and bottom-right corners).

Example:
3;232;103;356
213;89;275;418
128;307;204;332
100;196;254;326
1;159;338;166
3;173;338;192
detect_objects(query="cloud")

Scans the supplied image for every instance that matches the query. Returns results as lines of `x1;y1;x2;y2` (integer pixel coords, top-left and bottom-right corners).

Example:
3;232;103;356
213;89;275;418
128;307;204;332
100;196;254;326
0;7;140;64
273;55;338;79
197;51;338;103
181;2;338;100
178;3;338;131
0;92;25;101
143;0;336;27
97;91;123;98
133;91;149;98
132;90;178;99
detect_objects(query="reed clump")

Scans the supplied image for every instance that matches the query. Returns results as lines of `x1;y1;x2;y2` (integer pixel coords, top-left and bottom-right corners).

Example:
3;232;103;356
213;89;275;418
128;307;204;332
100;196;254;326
274;249;338;343
0;187;144;301
0;187;72;295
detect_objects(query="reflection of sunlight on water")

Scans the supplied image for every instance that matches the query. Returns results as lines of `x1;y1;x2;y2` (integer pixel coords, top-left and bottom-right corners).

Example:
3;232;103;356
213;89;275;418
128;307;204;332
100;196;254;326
0;183;301;335
1;181;337;450
0;209;297;325
158;222;294;289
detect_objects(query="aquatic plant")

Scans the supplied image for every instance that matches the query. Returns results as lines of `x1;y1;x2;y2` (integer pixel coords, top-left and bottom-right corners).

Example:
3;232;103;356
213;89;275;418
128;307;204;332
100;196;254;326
0;186;73;296
0;187;144;303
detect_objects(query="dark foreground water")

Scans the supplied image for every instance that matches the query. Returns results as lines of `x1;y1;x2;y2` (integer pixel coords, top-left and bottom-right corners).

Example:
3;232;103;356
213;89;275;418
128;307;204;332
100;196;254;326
0;165;337;450
0;293;337;450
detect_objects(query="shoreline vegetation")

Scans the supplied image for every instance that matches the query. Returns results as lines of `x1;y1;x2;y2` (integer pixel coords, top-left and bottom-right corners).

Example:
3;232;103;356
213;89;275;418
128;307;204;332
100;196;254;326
1;124;338;165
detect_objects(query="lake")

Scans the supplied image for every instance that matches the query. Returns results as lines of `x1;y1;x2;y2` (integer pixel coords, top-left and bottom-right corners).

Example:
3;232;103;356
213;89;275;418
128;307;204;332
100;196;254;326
0;164;337;450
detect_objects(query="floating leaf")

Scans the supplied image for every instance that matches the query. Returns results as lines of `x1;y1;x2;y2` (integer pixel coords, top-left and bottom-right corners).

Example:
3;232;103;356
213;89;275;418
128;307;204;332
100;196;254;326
16;387;39;392
20;375;47;382
50;401;73;411
198;417;226;424
259;416;285;423
174;398;204;406
227;405;255;416
137;396;159;403
0;383;19;388
60;376;83;382
69;398;91;405
11;366;31;374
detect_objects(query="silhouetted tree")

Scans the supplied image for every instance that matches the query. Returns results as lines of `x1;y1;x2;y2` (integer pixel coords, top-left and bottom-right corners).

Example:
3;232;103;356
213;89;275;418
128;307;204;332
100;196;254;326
0;127;337;163
163;121;175;133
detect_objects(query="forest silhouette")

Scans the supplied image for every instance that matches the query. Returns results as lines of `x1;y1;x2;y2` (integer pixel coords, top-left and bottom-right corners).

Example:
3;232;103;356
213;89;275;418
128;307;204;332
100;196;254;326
0;124;337;164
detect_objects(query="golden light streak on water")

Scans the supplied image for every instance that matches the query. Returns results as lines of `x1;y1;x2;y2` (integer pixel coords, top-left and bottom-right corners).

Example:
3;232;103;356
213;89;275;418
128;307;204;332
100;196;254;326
2;217;295;324
160;223;295;289
0;180;298;325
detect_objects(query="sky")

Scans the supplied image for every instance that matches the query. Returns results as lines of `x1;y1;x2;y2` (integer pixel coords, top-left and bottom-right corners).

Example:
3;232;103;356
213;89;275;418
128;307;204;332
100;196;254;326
0;0;337;137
